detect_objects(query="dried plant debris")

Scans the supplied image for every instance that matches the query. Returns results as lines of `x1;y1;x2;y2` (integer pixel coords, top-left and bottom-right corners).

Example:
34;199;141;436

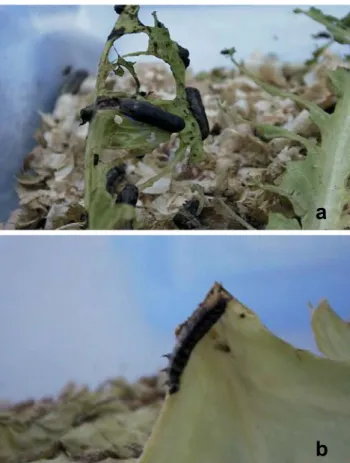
3;6;350;229
1;285;349;463
0;376;165;463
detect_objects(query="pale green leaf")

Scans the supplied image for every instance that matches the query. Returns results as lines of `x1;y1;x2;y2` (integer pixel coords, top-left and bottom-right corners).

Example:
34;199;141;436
139;283;350;463
311;299;350;361
228;51;350;229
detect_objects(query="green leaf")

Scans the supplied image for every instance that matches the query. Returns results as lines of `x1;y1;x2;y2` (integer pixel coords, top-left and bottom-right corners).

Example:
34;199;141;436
84;5;204;229
138;283;350;463
113;66;125;77
265;213;301;230
224;50;350;230
304;42;333;67
294;7;350;44
311;300;350;361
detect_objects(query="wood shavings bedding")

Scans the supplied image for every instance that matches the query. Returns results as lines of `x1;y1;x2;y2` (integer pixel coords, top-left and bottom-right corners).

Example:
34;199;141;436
0;50;343;230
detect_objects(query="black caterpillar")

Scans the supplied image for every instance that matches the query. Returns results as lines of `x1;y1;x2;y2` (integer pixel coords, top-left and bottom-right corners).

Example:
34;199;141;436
176;42;190;68
165;296;228;395
94;96;186;133
116;184;139;206
117;98;186;133
105;164;126;196
82;88;209;142
93;153;100;166
173;198;203;230
185;87;210;140
114;184;139;230
79;104;95;125
114;5;126;15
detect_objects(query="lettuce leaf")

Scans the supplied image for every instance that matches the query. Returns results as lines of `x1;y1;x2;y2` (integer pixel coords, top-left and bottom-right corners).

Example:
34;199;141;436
222;46;350;230
139;283;350;463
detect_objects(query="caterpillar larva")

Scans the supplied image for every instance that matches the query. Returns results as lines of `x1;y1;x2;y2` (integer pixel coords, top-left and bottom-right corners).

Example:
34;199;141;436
185;87;210;140
165;285;229;395
94;96;186;133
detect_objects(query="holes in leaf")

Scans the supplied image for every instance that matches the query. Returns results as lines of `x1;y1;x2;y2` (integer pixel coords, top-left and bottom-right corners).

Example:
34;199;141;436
108;33;176;99
108;32;150;63
137;8;156;27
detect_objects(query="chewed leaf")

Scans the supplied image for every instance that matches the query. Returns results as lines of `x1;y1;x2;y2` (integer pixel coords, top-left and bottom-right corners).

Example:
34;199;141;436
311;299;350;361
84;5;205;229
139;283;350;463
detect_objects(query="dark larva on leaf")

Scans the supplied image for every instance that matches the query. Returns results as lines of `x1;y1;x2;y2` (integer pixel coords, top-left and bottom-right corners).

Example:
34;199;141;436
173;198;202;230
168;383;180;395
175;42;190;69
173;212;202;230
105;164;126;196
114;5;126;14
93;154;99;166
118;98;186;133
185;87;210;140
180;298;227;346
167;298;228;395
95;95;119;109
115;184;139;206
79;104;95;125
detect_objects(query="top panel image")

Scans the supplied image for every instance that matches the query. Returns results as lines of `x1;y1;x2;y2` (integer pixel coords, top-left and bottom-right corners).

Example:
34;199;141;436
1;4;350;230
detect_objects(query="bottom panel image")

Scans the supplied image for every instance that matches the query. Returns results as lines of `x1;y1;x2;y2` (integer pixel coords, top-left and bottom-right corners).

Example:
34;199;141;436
0;235;349;463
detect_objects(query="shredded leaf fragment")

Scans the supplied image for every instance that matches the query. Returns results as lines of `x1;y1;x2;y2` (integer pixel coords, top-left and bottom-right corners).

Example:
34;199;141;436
84;5;205;229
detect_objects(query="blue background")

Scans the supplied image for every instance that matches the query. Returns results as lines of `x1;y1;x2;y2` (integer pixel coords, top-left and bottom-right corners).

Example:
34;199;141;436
0;235;349;400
